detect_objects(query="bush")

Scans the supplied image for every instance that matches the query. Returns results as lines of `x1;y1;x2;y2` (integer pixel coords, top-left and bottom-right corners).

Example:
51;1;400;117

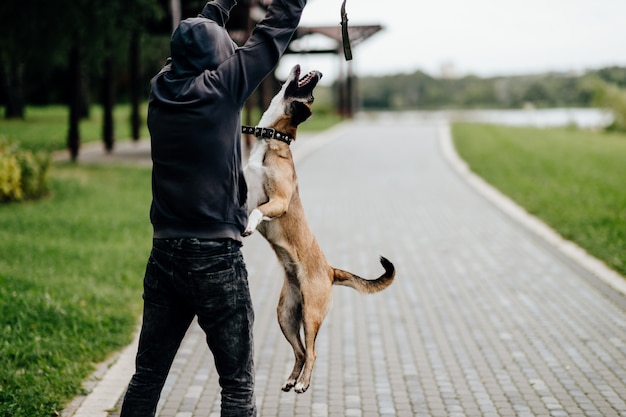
0;139;50;202
592;79;626;132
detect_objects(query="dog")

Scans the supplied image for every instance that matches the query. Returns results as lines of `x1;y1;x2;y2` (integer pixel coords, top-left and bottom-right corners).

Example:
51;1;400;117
243;64;395;393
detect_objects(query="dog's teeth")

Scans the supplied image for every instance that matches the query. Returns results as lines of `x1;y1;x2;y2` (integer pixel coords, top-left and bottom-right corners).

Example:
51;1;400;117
298;73;314;88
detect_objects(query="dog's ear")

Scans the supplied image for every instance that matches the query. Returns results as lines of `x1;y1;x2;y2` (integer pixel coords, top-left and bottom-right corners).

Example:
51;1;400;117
289;101;312;127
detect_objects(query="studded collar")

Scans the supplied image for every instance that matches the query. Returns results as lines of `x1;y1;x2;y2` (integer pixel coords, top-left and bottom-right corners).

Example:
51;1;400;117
241;125;293;145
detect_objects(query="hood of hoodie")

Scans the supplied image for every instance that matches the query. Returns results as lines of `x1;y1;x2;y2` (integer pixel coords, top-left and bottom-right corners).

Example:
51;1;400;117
169;17;235;77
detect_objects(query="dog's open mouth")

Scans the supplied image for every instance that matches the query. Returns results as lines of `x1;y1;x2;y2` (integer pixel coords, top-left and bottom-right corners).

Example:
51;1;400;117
286;65;322;100
298;71;320;88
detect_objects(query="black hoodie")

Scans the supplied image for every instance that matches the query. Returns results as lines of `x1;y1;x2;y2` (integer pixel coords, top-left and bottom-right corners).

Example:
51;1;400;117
148;0;306;241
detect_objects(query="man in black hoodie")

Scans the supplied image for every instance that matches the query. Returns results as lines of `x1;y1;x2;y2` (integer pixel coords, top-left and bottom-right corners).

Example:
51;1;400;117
120;0;307;416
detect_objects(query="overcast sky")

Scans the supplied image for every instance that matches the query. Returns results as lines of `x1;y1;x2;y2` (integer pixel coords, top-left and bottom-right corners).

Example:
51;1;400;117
276;0;626;84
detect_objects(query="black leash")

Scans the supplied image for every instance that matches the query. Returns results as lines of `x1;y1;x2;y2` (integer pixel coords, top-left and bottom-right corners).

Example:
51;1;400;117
340;0;352;61
242;125;293;145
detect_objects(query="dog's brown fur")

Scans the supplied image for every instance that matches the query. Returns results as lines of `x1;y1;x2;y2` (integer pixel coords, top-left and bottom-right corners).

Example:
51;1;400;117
244;65;395;393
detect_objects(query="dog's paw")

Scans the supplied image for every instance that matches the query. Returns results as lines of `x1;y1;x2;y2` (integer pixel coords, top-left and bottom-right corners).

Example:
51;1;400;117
243;208;264;236
294;381;309;394
281;380;295;392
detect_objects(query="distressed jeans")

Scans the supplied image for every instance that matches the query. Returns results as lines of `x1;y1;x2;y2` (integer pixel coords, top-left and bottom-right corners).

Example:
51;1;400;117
120;238;256;417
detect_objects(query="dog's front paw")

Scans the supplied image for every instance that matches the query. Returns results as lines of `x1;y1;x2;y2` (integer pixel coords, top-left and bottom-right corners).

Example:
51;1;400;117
243;208;264;236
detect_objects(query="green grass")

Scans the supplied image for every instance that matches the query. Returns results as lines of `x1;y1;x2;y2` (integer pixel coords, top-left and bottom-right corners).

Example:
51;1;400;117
0;103;340;154
0;101;341;416
0;163;152;417
452;123;626;277
4;113;622;415
0;104;150;153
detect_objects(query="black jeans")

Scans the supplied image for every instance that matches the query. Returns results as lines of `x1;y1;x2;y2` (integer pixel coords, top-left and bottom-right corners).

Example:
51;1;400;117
120;238;256;417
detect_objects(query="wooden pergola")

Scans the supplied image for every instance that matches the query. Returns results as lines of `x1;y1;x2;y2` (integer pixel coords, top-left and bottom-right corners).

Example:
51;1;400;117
287;25;383;117
225;1;383;120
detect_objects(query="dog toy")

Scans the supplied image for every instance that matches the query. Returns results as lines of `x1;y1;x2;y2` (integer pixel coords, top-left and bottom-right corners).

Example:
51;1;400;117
340;0;352;60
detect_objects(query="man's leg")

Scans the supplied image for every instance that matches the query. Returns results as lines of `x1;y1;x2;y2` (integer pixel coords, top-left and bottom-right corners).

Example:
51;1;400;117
121;243;195;417
193;248;256;417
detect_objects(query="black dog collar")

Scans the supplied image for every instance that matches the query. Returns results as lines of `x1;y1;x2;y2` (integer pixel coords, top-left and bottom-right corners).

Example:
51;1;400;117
242;125;293;145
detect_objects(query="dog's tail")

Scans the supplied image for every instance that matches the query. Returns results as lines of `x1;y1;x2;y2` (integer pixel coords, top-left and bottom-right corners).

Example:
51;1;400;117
332;256;395;294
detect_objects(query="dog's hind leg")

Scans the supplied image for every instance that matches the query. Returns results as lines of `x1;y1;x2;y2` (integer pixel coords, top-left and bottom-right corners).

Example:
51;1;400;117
294;284;332;394
277;281;306;392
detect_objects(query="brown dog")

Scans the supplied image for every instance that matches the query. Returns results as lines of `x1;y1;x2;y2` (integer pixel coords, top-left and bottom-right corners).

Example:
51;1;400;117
243;65;395;393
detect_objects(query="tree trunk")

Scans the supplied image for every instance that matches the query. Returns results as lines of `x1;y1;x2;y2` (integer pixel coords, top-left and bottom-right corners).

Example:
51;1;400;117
170;0;181;32
102;40;115;152
130;30;141;141
2;59;25;119
68;44;82;162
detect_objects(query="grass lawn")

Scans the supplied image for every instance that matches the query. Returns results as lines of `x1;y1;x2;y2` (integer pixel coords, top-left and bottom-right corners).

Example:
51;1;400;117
452;123;626;277
3;114;623;415
0;103;342;417
0;163;152;417
0;104;342;154
0;104;150;153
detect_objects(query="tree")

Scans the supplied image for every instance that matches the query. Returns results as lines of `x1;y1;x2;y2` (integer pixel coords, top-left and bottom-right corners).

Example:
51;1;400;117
64;0;161;159
593;79;626;132
0;1;68;118
1;0;161;158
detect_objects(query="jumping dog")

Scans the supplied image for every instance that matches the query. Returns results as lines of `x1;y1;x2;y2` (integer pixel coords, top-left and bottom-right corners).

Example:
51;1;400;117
243;65;395;393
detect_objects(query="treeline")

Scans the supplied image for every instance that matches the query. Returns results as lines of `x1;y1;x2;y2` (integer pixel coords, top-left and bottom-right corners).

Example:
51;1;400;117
0;0;212;159
0;0;222;112
358;66;626;110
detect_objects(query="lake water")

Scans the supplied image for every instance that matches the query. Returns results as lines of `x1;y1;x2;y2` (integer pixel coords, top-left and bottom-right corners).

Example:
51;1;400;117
356;108;613;129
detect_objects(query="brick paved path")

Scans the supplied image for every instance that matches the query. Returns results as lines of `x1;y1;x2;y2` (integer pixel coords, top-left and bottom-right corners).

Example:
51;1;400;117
100;116;626;417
